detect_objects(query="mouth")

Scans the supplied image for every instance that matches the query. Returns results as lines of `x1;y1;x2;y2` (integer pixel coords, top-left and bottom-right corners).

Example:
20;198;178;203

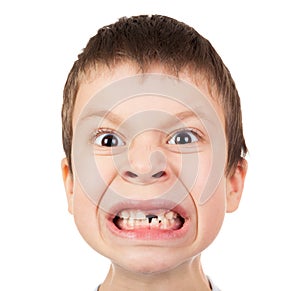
105;200;190;240
113;209;185;231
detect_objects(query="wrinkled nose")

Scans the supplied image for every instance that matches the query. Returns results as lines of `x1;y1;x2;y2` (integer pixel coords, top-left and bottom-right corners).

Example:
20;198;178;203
122;150;167;184
124;168;166;183
119;133;168;184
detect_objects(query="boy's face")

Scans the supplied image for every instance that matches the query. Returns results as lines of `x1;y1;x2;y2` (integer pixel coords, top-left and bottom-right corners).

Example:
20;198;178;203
62;63;246;274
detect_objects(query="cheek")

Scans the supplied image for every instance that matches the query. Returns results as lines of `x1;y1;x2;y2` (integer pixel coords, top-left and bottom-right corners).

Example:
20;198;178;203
194;179;227;250
72;180;100;247
71;155;117;212
182;152;212;204
95;156;118;184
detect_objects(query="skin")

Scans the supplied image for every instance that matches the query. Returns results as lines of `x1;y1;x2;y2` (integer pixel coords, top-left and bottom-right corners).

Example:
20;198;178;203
61;62;247;291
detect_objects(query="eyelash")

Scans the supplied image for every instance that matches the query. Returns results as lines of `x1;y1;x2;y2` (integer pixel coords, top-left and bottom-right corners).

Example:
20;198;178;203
166;128;204;145
91;127;204;147
91;128;126;147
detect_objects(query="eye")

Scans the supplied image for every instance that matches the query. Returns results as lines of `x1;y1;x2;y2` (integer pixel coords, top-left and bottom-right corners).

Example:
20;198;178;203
167;129;200;145
94;131;125;147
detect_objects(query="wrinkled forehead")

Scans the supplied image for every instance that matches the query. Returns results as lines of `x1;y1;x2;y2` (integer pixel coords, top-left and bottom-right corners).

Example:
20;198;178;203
72;63;225;128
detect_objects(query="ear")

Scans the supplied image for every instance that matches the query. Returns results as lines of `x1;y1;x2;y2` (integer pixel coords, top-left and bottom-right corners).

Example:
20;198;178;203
61;158;74;214
226;158;248;213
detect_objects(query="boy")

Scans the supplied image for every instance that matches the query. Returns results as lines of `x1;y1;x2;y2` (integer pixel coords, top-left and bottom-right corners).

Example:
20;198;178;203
61;15;247;290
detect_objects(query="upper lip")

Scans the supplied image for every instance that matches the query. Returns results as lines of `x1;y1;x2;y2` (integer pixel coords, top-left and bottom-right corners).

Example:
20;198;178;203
106;199;189;220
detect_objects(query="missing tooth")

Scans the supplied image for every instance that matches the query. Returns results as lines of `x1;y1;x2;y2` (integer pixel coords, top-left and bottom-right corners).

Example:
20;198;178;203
112;210;185;231
146;214;158;223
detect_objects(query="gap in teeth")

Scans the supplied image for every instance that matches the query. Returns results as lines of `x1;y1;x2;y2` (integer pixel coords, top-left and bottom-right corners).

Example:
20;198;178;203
113;209;184;230
117;209;178;220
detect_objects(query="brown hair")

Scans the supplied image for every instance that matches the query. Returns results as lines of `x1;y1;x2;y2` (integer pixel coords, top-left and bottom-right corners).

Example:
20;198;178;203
62;15;247;176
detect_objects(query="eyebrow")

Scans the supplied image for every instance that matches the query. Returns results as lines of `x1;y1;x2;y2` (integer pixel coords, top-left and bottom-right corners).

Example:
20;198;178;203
175;110;198;121
162;110;204;129
81;110;124;125
81;109;203;127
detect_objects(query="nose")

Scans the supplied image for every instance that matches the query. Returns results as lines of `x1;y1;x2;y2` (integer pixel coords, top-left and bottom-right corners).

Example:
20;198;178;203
120;133;168;184
124;168;166;182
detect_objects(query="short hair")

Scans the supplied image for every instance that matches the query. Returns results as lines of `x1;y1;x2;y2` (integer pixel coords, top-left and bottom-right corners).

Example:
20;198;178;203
62;15;247;176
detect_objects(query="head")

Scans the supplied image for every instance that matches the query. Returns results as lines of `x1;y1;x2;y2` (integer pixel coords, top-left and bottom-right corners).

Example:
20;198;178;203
61;15;247;274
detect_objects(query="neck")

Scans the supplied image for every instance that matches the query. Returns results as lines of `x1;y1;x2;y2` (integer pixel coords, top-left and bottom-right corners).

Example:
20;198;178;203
100;256;211;291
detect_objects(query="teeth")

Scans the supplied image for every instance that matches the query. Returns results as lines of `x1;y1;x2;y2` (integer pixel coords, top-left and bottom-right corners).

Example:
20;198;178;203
117;209;178;220
150;218;159;228
114;209;184;231
165;211;177;219
161;218;170;230
119;210;130;219
135;211;146;220
127;218;135;229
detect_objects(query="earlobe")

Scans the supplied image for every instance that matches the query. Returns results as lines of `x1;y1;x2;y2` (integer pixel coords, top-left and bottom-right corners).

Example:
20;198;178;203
226;159;248;213
61;158;74;214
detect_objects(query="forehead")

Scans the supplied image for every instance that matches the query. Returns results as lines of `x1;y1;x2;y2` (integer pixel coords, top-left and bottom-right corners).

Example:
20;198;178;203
73;63;225;128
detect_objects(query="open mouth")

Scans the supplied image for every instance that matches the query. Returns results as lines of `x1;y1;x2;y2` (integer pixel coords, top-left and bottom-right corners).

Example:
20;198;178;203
105;200;191;240
113;209;185;231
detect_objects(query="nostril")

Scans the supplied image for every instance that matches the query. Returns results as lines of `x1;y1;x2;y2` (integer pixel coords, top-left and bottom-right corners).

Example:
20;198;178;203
125;171;138;178
152;171;166;178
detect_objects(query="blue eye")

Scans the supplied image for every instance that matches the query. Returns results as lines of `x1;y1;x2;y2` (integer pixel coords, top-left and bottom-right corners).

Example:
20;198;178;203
94;131;125;147
168;130;200;145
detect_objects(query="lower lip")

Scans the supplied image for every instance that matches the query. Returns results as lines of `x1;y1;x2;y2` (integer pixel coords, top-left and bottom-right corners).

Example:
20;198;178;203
106;217;190;240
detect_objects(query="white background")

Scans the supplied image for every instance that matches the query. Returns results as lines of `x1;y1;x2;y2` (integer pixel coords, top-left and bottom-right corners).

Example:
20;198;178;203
0;1;299;290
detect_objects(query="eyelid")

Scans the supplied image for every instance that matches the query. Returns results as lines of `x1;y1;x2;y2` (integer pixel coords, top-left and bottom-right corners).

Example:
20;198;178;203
166;128;205;143
90;128;126;145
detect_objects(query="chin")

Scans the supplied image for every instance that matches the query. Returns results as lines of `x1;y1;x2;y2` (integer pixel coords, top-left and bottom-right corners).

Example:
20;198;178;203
128;264;169;274
122;260;177;275
111;247;190;275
